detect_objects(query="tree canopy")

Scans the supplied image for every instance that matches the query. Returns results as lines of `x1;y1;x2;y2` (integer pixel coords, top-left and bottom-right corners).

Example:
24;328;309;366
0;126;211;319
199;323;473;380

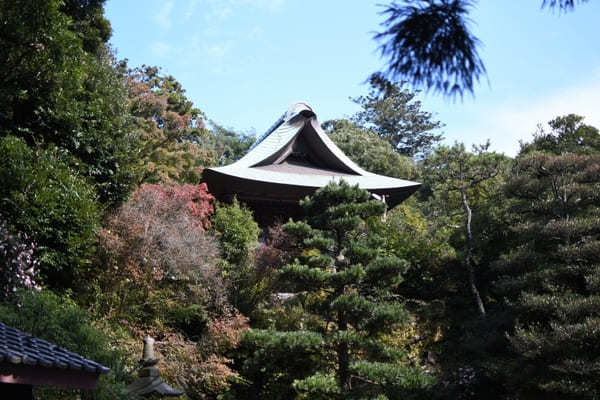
324;119;420;180
235;182;434;399
494;152;600;397
0;0;139;205
519;114;600;155
352;73;442;158
127;65;213;184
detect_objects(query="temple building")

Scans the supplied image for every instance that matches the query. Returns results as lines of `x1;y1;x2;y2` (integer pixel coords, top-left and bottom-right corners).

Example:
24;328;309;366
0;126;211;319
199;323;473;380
203;103;420;224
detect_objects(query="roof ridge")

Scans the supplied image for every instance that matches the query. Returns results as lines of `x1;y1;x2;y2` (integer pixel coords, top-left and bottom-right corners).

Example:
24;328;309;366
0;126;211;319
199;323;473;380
247;102;315;152
248;111;286;152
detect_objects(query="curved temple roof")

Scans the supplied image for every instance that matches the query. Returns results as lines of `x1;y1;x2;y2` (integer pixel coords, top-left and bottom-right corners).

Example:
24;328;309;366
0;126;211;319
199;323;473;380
204;103;421;208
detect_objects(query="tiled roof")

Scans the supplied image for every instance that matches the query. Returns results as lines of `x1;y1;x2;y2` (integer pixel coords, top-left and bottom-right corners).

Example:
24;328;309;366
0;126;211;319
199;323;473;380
205;103;421;208
0;321;109;374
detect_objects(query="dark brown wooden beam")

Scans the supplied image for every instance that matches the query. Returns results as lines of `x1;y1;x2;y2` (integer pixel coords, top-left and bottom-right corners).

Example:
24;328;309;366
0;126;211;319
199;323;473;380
0;362;100;389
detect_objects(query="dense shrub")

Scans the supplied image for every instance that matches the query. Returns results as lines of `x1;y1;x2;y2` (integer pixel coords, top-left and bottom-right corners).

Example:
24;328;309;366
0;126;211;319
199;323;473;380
492;153;600;398
372;202;456;298
212;198;260;267
0;136;101;289
212;199;264;315
157;312;249;399
93;183;223;324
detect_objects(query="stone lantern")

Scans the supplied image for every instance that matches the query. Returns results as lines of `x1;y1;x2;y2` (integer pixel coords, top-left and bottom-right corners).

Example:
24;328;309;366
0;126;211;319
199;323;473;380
124;336;185;398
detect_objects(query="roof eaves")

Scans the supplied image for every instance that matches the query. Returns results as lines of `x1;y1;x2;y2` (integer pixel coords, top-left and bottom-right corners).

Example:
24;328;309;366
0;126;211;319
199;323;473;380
0;321;110;374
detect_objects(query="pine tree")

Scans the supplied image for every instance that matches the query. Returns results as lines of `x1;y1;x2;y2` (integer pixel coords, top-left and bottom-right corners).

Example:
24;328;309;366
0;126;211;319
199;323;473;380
236;181;434;399
423;142;507;317
494;152;600;398
352;73;442;158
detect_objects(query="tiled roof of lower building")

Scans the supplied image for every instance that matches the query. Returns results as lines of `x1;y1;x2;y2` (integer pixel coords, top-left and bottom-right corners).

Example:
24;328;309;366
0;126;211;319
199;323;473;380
0;321;109;374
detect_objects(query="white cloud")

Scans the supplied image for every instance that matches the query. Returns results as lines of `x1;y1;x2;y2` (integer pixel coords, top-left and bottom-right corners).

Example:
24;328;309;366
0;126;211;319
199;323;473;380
150;41;172;57
202;0;284;19
206;41;232;59
210;5;234;19
187;35;233;73
239;0;284;12
450;72;600;156
154;0;174;29
185;0;199;20
248;25;263;40
155;0;281;74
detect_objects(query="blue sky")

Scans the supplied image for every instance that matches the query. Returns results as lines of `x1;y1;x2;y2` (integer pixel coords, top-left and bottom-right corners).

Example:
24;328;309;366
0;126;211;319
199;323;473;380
105;0;600;156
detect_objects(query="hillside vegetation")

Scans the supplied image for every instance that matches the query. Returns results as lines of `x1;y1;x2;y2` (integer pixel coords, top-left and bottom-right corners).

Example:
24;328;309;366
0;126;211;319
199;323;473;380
1;2;599;399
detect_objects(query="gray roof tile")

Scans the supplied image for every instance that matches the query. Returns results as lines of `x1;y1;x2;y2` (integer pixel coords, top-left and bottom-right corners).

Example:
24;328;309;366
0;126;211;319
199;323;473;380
0;321;109;374
205;103;421;208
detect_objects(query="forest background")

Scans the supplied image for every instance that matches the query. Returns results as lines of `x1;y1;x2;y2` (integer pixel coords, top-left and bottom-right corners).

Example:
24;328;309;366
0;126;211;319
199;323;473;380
0;1;599;399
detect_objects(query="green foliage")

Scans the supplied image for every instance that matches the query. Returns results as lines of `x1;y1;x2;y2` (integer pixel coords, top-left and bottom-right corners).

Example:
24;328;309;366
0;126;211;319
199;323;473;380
60;0;112;54
231;330;325;400
423;142;508;316
235;182;433;399
242;329;325;351
68;49;140;205
0;136;101;289
393;143;514;398
351;73;442;157
0;290;129;400
127;65;213;184
168;303;209;338
324;119;419;180
371;203;455;297
350;360;436;399
0;0;140;205
424;142;507;195
212;199;265;315
492;152;600;398
202;121;256;166
213;199;260;266
520;114;600;156
0;0;83;132
294;372;340;400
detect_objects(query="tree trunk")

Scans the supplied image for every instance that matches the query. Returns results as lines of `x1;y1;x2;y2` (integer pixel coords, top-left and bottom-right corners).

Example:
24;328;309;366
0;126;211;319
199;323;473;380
461;188;486;317
336;312;350;392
